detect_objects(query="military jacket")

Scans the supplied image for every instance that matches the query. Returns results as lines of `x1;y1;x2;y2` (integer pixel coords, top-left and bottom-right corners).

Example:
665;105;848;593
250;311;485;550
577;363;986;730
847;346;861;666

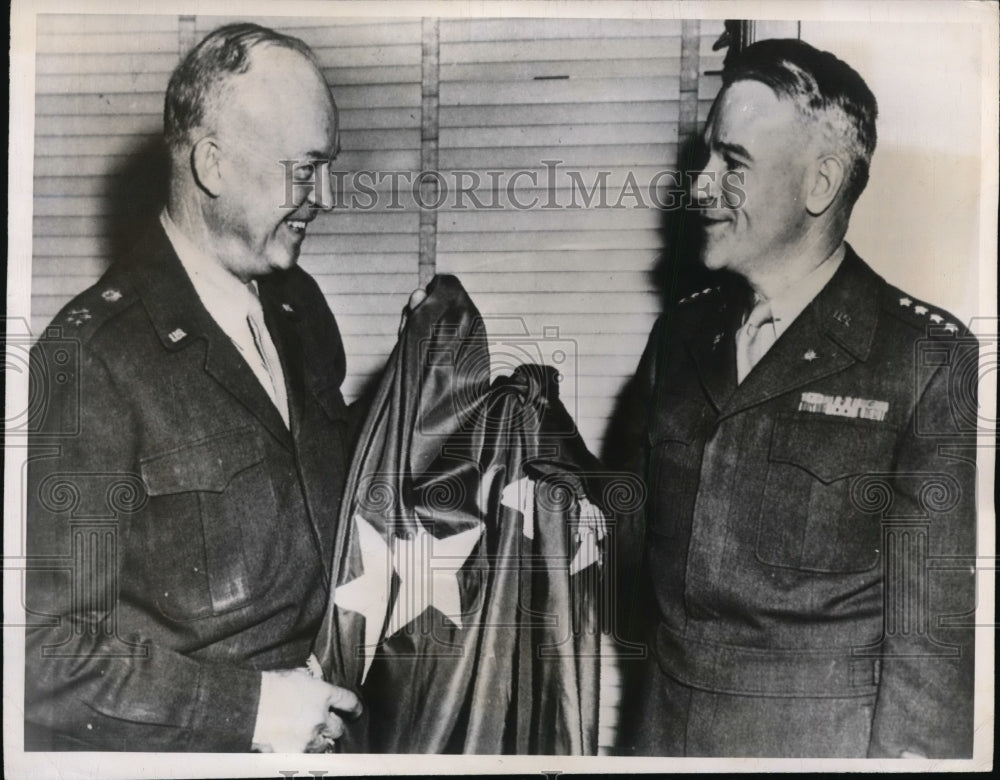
25;224;354;751
631;247;977;757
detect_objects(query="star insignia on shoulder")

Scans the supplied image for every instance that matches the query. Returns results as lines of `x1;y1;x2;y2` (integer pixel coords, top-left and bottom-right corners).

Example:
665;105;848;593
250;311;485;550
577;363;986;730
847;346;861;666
65;308;91;326
944;323;959;333
678;286;720;307
914;305;929;315
929;313;944;324
804;349;818;362
899;297;913;307
101;288;122;303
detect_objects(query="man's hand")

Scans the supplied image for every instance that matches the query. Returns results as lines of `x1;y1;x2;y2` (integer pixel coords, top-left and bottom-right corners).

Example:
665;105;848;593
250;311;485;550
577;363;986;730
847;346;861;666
398;287;428;335
251;669;362;753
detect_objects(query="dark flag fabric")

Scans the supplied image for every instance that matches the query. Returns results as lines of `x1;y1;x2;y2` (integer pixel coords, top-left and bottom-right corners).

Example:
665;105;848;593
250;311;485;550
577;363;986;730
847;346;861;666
310;274;607;754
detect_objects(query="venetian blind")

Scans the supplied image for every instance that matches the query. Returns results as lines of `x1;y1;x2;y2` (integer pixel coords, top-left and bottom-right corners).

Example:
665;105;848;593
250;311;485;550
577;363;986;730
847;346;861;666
436;18;725;457
31;14;726;755
435;18;725;753
32;14;180;336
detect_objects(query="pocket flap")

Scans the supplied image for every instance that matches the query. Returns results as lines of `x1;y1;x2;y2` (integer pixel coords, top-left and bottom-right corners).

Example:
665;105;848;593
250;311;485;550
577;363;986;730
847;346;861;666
648;396;707;446
769;415;896;484
140;427;265;495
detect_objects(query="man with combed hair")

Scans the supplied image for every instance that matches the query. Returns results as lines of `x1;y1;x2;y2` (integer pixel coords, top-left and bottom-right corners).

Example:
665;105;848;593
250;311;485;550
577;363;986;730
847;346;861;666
618;38;976;757
25;23;372;752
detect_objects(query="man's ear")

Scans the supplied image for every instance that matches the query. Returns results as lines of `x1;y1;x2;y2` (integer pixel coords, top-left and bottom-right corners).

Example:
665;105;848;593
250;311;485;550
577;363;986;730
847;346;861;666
191;136;224;198
805;154;846;216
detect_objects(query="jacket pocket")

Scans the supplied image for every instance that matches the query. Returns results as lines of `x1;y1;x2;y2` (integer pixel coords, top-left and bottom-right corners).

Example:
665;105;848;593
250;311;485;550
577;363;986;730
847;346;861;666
139;427;276;620
647;396;707;538
756;414;897;573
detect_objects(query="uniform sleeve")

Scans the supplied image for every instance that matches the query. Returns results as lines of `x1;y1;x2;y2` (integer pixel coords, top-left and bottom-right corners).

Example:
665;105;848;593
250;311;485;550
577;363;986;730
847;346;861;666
602;317;665;644
25;338;262;752
867;337;978;758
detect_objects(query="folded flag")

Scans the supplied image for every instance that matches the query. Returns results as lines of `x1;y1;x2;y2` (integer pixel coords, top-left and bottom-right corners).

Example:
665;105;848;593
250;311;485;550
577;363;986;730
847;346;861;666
310;275;606;754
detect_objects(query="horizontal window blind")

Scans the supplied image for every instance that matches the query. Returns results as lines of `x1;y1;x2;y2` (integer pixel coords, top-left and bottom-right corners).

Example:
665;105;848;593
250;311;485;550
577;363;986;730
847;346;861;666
32;14;180;337
30;15;726;755
437;17;725;458
435;18;724;753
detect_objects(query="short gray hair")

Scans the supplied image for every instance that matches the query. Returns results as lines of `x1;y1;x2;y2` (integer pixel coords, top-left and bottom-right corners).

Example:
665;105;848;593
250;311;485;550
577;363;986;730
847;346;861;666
723;38;878;207
163;23;320;152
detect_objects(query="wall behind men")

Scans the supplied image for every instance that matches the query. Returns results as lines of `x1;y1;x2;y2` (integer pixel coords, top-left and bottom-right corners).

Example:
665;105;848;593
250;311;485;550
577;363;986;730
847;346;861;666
801;21;983;327
30;14;725;458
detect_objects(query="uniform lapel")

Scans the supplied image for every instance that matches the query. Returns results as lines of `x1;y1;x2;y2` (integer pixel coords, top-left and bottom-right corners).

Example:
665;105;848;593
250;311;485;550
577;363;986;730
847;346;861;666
257;284;308;436
129;224;294;450
721;247;880;418
683;289;745;412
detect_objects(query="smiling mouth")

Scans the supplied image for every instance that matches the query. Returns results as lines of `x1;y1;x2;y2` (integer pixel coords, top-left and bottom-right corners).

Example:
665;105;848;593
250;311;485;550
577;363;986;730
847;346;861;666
285;219;310;235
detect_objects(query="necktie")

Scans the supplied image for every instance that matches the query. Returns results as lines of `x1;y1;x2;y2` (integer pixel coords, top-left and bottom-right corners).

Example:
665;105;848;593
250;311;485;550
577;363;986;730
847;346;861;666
736;299;776;383
246;296;290;428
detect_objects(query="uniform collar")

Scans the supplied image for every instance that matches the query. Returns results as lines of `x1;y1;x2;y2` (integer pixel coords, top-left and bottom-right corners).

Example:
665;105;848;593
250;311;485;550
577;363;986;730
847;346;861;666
159;210;261;338
124;221;223;351
807;243;880;362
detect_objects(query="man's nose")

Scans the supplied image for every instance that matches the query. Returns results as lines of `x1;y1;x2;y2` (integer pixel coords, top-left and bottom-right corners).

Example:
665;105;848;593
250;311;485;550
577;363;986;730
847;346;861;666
689;162;722;208
308;166;335;212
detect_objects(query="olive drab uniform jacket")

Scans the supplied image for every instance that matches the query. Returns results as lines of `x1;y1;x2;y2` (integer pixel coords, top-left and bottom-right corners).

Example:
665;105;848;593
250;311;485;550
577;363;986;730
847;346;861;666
622;246;977;757
25;223;355;751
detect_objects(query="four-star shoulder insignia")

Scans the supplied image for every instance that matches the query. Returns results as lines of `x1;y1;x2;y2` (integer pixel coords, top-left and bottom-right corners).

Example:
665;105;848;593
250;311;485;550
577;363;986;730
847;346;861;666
678;285;722;306
65;308;92;326
892;289;964;335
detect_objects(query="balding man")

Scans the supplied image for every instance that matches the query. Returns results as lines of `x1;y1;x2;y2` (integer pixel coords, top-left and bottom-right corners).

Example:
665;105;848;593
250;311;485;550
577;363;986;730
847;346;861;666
618;39;977;758
26;24;364;752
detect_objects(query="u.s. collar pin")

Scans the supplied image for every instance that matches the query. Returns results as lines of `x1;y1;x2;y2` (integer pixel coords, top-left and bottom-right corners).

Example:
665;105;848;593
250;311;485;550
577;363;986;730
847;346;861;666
833;310;851;328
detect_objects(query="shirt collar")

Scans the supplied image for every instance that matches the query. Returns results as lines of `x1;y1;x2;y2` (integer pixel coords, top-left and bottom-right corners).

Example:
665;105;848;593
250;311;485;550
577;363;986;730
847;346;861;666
755;243;846;338
159;209;260;337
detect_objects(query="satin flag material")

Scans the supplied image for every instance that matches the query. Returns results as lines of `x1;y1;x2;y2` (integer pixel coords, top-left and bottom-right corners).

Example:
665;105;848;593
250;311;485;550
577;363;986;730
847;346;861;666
311;275;603;754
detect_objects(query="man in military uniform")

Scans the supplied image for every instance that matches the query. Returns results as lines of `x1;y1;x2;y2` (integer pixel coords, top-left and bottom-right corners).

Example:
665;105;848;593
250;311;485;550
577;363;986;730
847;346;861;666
619;39;977;757
25;24;367;751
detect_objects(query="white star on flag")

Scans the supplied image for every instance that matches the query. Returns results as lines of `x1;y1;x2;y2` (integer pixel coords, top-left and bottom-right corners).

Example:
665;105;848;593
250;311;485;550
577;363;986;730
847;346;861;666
386;523;483;637
335;515;484;682
334;514;393;682
501;476;535;539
